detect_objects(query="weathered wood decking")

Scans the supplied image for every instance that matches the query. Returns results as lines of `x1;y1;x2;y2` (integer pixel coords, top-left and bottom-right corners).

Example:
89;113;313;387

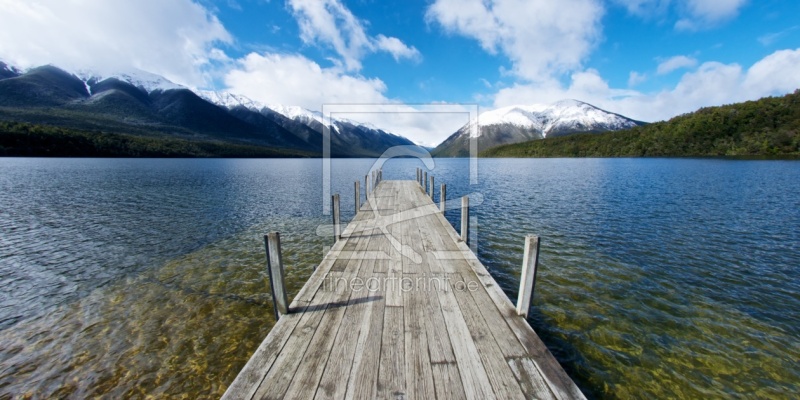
222;180;585;400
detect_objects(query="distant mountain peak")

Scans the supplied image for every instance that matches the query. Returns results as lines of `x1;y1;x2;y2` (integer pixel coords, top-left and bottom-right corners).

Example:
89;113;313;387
471;99;639;138
431;99;643;157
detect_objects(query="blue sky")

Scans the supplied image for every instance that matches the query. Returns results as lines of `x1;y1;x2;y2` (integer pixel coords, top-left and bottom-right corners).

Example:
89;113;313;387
1;0;799;145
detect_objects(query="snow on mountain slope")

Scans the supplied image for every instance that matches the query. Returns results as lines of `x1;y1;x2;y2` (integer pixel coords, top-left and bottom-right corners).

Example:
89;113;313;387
196;90;268;111
431;99;643;157
469;99;639;138
73;68;184;94
197;90;384;132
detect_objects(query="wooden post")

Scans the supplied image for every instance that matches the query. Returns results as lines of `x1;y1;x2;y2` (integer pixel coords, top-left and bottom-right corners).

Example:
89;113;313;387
365;175;369;200
429;175;435;199
265;232;289;320
416;168;420;185
332;194;341;242
355;181;360;213
517;235;541;318
461;196;469;244
424;171;428;194
440;183;446;213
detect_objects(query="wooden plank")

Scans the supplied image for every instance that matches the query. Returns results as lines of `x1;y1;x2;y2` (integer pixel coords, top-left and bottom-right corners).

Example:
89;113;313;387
284;203;380;399
251;258;363;398
221;217;358;400
378;307;405;399
449;273;526;399
427;202;586;400
226;181;583;400
315;206;385;399
517;235;540;317
508;356;554;399
401;212;435;400
432;362;467;400
428;254;495;399
345;207;388;399
265;232;289;319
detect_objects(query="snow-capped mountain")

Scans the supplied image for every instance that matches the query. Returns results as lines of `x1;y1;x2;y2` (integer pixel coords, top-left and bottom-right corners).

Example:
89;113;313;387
199;90;415;156
432;99;644;156
0;61;21;79
197;90;267;111
73;68;184;95
474;100;639;137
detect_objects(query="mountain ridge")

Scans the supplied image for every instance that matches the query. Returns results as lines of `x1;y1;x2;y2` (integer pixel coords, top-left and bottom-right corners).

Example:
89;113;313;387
0;62;416;157
481;90;800;158
432;100;644;157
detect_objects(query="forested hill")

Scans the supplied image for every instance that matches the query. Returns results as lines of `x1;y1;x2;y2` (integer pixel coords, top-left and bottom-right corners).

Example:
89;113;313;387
0;121;312;158
481;90;800;158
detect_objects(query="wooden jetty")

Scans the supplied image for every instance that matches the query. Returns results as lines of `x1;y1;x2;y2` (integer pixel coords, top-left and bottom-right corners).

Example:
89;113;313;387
222;176;585;399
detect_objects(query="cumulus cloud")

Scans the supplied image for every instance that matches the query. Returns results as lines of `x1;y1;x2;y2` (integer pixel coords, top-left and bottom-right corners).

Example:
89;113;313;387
221;52;464;147
0;0;232;87
656;55;698;75
288;0;420;71
426;0;604;82
493;48;800;123
223;52;388;109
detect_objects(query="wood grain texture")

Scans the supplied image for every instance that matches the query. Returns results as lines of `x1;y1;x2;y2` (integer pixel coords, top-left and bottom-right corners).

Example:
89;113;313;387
223;180;584;400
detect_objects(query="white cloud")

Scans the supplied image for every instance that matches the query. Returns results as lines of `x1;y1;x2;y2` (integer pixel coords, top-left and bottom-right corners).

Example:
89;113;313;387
674;0;747;31
374;35;422;63
223;52;388;109
0;0;232;87
656;55;698;74
679;0;747;26
492;48;800;123
288;0;420;71
613;0;747;31
758;26;799;47
628;71;648;86
743;48;800;94
426;0;604;82
222;52;465;147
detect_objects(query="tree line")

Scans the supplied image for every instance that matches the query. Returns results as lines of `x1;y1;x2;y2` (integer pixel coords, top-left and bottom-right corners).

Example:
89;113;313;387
482;90;800;158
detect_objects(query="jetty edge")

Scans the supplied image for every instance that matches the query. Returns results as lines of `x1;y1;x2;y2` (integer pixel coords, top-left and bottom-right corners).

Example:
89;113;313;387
222;175;585;399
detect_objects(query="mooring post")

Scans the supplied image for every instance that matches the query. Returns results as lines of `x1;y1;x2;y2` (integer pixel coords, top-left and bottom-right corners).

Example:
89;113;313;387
424;171;428;194
264;232;289;320
461;196;469;244
332;194;341;242
517;235;541;318
416;168;420;185
440;183;446;213
429;175;435;199
354;181;360;213
365;175;369;200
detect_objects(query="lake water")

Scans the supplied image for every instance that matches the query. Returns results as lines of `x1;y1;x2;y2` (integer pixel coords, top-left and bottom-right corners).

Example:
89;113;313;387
0;157;798;398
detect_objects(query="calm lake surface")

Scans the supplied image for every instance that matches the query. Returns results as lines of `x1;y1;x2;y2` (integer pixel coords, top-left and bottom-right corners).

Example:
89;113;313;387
0;157;798;398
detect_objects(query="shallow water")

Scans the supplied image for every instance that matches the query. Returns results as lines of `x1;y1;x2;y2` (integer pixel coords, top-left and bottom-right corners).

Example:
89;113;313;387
0;157;798;398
